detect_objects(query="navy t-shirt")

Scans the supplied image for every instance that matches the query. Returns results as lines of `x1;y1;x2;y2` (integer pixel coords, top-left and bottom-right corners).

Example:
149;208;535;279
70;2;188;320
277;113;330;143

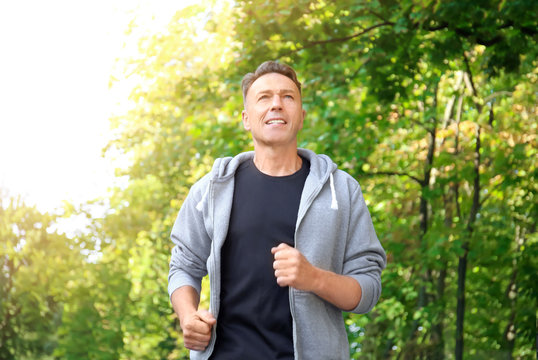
210;157;310;359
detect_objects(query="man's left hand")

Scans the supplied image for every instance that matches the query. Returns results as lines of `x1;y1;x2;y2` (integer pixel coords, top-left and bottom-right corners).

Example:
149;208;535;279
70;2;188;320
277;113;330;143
271;243;319;291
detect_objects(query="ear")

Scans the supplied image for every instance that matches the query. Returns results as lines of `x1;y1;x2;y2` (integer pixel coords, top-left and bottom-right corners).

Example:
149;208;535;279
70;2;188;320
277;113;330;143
242;110;251;131
299;108;306;130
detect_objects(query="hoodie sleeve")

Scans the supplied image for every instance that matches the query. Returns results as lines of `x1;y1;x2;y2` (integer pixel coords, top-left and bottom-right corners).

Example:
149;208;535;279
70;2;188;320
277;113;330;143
343;184;387;314
168;180;212;298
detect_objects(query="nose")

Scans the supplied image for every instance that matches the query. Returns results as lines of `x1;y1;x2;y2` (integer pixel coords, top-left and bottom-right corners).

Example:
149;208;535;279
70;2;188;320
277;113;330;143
270;95;283;111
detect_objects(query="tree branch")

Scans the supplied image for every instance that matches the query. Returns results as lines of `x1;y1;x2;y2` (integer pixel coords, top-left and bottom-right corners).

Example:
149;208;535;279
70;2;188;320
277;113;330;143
520;25;538;36
283;21;394;55
483;91;512;103
426;20;536;45
479;180;504;207
409;118;434;133
362;171;424;185
368;10;392;23
455;28;503;47
463;54;477;97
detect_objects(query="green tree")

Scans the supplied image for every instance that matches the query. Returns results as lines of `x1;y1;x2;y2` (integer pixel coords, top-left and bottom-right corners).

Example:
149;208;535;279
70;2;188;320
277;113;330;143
227;0;537;358
78;2;247;359
39;0;536;358
0;193;86;360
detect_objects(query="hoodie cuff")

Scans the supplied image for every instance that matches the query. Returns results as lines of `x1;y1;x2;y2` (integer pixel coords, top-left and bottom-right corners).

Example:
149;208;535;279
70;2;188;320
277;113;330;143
168;271;202;300
348;273;381;314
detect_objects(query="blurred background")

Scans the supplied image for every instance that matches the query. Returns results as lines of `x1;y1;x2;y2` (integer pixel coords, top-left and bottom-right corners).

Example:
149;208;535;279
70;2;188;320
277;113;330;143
0;0;536;359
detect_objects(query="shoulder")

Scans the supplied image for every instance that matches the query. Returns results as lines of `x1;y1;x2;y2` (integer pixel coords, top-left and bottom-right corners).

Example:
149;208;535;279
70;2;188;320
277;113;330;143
333;168;361;195
186;157;226;199
188;151;254;196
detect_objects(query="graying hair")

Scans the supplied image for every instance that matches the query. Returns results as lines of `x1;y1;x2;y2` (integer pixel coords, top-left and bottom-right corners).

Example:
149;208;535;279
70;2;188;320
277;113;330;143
241;61;302;101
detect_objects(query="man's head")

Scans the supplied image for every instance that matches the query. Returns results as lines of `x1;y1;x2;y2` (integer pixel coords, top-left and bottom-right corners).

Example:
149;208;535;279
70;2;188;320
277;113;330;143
241;61;302;104
241;61;305;150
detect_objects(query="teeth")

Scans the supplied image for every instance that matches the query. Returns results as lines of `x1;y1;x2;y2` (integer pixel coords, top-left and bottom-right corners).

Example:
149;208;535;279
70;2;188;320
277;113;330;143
267;120;285;124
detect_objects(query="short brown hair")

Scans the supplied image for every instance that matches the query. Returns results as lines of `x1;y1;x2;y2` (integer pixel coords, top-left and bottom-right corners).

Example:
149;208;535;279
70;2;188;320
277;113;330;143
241;61;302;102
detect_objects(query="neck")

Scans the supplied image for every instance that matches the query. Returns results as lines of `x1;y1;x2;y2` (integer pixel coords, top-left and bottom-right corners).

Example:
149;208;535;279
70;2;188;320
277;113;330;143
253;145;302;176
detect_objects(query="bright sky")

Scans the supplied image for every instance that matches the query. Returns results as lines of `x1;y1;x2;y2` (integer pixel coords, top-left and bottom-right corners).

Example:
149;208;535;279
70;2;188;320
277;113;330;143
0;0;185;213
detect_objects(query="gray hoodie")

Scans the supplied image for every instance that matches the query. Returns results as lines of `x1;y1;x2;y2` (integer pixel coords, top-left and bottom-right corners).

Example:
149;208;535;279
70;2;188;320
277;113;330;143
169;148;386;359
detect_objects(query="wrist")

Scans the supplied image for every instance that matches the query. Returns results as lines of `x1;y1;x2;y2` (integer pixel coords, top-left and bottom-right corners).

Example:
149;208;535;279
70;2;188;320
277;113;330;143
309;265;325;293
179;307;197;326
171;286;200;327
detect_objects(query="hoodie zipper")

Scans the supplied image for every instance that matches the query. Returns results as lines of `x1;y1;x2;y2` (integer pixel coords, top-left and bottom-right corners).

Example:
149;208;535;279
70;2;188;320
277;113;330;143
289;181;325;360
205;179;217;359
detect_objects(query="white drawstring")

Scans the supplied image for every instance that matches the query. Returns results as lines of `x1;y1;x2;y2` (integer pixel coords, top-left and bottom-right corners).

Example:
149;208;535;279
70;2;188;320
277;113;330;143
329;173;338;210
196;185;209;211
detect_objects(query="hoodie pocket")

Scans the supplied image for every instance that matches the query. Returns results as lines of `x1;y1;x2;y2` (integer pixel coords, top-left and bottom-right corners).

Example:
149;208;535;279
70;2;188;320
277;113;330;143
292;290;350;360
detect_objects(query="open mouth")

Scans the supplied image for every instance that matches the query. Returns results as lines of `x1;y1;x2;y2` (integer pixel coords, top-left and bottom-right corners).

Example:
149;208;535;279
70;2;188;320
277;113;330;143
265;119;286;125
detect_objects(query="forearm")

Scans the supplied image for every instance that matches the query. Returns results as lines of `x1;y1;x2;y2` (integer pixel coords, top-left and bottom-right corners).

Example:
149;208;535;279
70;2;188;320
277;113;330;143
171;285;200;325
310;268;362;312
272;243;363;311
171;285;216;351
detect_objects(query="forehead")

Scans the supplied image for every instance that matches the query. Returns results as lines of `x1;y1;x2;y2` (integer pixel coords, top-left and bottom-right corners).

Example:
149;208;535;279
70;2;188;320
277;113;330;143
248;72;300;96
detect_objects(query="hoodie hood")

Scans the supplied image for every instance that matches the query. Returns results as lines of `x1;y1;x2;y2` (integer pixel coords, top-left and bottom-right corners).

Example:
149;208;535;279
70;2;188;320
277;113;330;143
209;148;337;183
195;148;339;212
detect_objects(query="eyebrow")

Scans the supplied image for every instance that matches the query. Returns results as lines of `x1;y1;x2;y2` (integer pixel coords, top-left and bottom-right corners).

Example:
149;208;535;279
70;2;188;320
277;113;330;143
256;88;297;96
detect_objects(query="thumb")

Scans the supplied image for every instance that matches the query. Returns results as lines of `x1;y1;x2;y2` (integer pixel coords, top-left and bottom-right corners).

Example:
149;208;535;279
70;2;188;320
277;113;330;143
271;242;291;254
198;310;216;325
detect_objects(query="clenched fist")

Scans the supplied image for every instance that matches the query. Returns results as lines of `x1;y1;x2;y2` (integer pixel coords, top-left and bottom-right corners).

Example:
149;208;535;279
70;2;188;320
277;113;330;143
180;309;216;351
271;243;319;291
271;243;362;311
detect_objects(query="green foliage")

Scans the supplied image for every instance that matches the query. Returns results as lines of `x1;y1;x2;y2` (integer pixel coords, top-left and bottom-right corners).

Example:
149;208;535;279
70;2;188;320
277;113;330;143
1;0;536;358
0;194;85;359
226;1;536;358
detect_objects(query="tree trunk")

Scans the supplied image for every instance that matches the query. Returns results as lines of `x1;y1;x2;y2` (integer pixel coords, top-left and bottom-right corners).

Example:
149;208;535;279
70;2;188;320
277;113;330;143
408;114;437;355
455;122;481;360
455;243;468;360
430;266;447;360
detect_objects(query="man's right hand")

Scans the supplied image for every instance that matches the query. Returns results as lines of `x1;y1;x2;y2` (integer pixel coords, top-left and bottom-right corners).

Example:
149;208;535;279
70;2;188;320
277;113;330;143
180;309;216;351
171;286;216;352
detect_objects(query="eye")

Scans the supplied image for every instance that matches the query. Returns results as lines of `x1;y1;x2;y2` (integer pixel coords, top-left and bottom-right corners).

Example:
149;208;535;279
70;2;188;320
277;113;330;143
284;95;294;100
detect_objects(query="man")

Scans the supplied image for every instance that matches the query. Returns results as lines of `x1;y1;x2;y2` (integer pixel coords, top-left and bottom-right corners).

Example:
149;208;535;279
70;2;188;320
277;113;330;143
168;61;386;359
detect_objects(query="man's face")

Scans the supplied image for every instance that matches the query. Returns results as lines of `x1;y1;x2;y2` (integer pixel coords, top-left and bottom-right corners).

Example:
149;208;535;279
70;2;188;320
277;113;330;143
242;73;305;149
